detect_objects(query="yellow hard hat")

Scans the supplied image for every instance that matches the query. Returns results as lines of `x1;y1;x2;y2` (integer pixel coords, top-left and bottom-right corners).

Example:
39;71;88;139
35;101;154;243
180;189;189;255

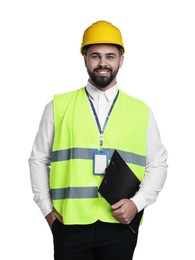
81;20;125;55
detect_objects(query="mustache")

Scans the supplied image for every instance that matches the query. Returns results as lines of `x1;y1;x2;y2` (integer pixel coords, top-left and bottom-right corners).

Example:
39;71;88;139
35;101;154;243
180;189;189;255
94;65;112;72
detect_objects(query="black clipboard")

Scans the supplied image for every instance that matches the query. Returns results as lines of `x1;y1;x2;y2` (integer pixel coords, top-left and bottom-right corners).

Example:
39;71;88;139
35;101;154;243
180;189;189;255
98;150;144;232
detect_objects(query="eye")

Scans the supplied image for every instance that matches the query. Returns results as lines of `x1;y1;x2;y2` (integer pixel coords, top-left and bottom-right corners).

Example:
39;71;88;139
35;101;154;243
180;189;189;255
91;54;100;59
106;55;115;60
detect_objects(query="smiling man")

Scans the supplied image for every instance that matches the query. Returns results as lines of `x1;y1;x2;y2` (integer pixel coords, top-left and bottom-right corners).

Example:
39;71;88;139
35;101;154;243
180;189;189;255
84;44;124;90
29;21;168;260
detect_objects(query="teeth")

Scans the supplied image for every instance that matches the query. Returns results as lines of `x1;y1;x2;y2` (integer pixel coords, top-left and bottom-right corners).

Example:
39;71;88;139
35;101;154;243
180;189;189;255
97;70;109;74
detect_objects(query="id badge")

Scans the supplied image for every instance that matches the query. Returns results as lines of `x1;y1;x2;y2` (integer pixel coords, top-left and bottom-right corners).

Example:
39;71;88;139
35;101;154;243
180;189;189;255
93;150;109;175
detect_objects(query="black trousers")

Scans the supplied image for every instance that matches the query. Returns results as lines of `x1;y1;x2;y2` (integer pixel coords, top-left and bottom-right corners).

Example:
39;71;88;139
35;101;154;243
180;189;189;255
52;220;139;260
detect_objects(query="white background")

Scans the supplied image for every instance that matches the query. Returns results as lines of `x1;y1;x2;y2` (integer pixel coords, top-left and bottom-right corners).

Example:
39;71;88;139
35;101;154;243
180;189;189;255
0;0;195;259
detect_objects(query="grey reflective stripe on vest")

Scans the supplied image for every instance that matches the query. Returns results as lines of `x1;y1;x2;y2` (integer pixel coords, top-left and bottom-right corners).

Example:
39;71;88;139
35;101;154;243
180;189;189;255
51;148;146;167
117;150;146;167
51;186;98;200
51;148;94;162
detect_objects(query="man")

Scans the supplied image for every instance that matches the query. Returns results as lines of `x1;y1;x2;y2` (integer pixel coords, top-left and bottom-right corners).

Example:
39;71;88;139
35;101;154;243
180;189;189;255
29;20;168;260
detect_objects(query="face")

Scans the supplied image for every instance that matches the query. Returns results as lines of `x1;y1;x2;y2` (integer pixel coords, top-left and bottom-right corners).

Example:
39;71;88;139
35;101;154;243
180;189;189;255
84;44;124;91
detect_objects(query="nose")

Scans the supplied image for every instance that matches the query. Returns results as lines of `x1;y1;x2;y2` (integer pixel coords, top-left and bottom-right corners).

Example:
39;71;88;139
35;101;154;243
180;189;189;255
98;56;107;67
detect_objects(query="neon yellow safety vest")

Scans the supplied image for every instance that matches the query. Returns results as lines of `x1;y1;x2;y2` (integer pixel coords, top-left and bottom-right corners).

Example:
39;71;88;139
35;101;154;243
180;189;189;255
50;87;149;225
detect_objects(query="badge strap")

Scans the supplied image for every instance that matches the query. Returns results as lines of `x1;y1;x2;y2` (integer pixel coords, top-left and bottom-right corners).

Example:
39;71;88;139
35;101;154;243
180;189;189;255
85;88;119;149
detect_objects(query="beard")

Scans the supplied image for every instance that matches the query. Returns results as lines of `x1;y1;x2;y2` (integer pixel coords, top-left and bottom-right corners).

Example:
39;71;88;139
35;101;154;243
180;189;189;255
87;65;120;89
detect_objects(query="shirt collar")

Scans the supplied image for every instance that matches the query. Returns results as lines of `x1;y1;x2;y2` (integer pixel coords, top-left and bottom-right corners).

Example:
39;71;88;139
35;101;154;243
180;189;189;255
86;81;119;102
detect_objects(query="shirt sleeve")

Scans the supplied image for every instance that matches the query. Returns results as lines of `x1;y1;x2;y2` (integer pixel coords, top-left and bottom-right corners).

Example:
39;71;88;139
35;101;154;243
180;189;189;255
130;107;168;212
28;101;54;217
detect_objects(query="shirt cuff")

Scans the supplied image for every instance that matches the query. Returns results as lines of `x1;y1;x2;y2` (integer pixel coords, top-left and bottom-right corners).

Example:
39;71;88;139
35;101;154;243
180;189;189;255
130;192;148;212
38;199;54;217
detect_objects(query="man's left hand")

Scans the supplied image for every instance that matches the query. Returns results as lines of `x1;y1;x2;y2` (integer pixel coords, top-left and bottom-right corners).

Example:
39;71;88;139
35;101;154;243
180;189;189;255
111;199;138;224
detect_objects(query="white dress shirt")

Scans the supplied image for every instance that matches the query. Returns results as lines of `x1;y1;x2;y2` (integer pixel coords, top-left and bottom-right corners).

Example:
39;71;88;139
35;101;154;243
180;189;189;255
29;81;168;217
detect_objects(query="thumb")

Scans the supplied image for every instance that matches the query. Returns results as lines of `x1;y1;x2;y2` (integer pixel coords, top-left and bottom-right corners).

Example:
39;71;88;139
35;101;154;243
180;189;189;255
54;211;63;223
111;199;125;210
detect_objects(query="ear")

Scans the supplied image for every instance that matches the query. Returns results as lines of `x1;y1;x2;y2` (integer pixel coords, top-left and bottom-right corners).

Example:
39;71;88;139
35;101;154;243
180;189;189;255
84;55;87;68
119;55;124;68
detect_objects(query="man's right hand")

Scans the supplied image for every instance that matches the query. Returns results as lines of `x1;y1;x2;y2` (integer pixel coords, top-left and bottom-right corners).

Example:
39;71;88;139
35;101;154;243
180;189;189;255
45;209;63;229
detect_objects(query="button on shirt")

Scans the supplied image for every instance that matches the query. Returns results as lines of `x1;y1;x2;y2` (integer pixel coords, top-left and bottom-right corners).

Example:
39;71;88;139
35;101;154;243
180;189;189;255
97;92;108;128
29;81;168;217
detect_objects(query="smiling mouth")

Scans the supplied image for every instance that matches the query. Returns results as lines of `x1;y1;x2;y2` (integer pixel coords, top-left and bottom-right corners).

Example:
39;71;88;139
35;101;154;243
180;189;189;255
95;69;111;76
